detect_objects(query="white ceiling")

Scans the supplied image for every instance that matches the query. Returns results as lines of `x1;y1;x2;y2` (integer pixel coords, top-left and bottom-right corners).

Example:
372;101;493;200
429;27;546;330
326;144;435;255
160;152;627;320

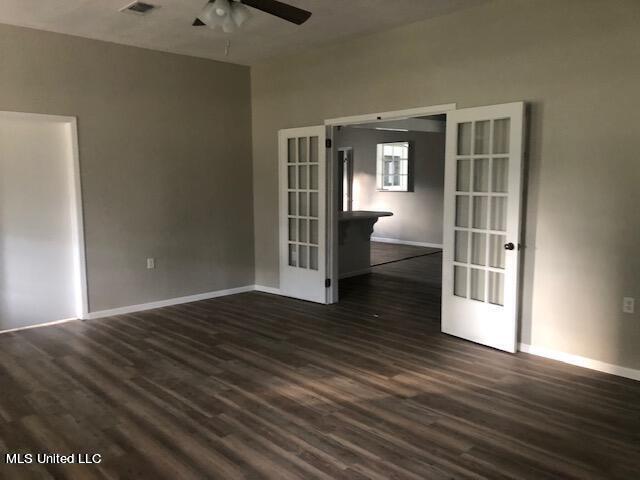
0;0;486;65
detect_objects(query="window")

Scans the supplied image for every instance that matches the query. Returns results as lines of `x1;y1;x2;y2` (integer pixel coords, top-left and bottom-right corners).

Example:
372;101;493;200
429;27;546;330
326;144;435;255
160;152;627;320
377;142;411;191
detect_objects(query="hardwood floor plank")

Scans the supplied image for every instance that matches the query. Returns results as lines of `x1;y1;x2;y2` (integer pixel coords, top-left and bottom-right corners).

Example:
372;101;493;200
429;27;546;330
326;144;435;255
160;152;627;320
1;251;639;479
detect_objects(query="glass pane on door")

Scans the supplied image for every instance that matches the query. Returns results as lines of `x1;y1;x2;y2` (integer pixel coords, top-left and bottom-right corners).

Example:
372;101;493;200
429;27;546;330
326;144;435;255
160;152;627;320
472;196;488;229
298;165;308;189
309;247;318;270
298;137;308;163
489;234;506;269
490;197;507;231
310;165;319;190
454;266;467;298
299;245;308;269
288;244;297;267
288;166;296;189
309;220;318;245
457;159;471;191
471;233;486;266
298;192;308;217
457;123;472;155
455;230;469;263
493;119;510;154
474;120;490;154
451;116;513;307
298;219;308;243
309;192;318;218
288;138;296;163
286;134;321;272
288;192;296;215
470;268;485;301
488;271;505;305
455;196;470;227
492;158;508;193
309;137;318;163
473;158;489;192
288;218;297;242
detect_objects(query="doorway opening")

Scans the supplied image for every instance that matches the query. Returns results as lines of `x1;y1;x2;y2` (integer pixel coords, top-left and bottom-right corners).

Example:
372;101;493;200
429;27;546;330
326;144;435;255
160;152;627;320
325;104;455;303
0;111;88;332
329;109;450;330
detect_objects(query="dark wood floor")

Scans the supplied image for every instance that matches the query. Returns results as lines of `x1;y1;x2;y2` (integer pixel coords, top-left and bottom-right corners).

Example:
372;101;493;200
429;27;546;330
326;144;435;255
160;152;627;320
1;255;640;479
370;241;440;266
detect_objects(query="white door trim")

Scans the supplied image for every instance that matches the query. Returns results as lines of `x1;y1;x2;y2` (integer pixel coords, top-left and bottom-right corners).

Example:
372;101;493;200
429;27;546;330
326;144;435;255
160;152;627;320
324;103;457;303
324;103;457;127
338;147;354;212
326;126;339;304
0;110;89;321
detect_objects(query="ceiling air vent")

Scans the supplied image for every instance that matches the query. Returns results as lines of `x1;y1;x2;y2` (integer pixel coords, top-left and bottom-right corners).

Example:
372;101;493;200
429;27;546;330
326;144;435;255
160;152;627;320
120;1;157;15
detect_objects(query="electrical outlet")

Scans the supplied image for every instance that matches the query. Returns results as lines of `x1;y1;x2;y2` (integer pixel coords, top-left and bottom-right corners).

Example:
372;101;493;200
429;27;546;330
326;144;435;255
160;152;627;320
622;297;635;314
146;257;155;269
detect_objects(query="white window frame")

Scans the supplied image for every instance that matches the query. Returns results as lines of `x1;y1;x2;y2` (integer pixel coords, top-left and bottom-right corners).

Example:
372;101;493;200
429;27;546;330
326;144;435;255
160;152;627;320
377;141;410;191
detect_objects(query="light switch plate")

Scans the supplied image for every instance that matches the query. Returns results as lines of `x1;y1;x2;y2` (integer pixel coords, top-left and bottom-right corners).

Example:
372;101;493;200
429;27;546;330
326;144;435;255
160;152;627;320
147;257;155;269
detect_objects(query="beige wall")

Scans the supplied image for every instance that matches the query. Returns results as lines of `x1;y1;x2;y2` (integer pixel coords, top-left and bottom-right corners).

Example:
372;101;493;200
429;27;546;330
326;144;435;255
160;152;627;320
335;127;445;245
0;24;254;313
251;0;640;370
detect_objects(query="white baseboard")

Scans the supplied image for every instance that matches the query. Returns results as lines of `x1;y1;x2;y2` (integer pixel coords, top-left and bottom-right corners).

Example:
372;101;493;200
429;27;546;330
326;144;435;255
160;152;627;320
87;285;255;319
253;284;282;295
0;317;78;335
2;285;265;333
339;268;371;279
371;237;443;249
518;343;640;382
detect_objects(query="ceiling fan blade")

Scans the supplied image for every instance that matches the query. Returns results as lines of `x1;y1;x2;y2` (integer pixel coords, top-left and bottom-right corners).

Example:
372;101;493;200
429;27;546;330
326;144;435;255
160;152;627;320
192;0;212;27
241;0;311;25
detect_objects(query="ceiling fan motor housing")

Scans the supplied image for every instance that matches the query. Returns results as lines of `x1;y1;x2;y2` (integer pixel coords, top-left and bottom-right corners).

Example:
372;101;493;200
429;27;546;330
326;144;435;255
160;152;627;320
194;0;312;31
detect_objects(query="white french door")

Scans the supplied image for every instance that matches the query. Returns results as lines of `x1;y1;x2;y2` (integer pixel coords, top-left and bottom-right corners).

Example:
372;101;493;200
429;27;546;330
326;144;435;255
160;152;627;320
442;102;525;353
279;126;328;303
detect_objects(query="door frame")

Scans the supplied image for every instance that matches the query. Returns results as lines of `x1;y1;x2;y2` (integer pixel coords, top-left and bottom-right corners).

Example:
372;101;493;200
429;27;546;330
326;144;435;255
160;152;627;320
324;103;457;303
0;111;89;323
338;147;354;212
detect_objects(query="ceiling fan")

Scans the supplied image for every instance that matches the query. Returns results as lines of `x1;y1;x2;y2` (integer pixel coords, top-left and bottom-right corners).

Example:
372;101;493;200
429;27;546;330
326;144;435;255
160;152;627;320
193;0;312;32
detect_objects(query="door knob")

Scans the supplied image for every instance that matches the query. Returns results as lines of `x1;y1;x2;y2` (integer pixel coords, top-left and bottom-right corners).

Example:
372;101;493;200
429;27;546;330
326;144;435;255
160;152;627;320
504;242;515;250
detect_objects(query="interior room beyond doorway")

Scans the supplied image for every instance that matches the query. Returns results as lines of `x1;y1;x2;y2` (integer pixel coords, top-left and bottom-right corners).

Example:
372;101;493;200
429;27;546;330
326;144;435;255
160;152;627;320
334;114;446;293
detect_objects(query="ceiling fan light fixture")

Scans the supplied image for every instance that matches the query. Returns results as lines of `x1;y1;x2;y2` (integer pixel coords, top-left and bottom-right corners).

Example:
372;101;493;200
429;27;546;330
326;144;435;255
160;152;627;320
222;15;237;33
197;3;218;24
205;14;226;30
211;0;231;17
230;2;251;27
193;0;311;32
